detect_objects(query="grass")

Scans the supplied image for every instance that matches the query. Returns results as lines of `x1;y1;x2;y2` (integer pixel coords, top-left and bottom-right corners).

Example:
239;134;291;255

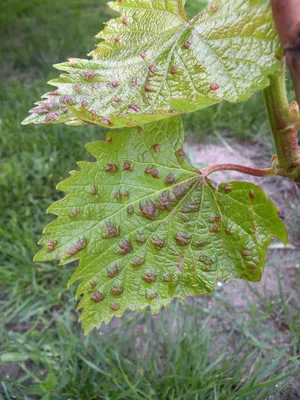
0;0;299;398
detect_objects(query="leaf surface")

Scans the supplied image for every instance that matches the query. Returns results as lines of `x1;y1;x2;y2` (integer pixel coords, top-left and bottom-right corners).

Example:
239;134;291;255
23;0;281;128
35;116;287;334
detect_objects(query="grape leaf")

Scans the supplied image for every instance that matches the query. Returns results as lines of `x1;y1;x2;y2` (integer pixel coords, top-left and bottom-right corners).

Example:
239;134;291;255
22;0;281;128
35;116;287;334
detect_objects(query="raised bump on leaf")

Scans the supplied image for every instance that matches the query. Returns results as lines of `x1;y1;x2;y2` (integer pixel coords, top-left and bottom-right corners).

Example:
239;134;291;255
91;292;105;302
119;240;132;255
47;240;57;252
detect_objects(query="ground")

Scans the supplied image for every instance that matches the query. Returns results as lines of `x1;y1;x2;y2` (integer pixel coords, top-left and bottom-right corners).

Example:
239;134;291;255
0;0;299;399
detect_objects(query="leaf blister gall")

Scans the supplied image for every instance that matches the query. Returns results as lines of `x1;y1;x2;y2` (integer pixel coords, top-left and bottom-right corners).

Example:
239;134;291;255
47;240;57;252
103;223;120;239
105;164;118;173
119;240;132;255
139;200;157;220
175;232;191;246
127;205;134;215
91;291;105;302
143;271;157;284
107;264;119;278
67;239;86;257
165;173;175;185
111;286;123;295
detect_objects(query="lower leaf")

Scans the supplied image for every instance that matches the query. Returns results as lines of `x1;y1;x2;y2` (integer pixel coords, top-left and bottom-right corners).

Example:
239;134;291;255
34;116;287;334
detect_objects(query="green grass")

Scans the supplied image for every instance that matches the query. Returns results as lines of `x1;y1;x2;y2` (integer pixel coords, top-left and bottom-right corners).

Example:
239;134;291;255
0;0;299;398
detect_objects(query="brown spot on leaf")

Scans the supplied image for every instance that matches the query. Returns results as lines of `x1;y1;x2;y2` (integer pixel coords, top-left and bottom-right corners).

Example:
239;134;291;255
106;137;112;143
156;192;171;211
111;286;123;295
115;35;121;43
176;149;186;162
173;184;189;200
60;95;73;104
127;205;134;215
194;240;207;248
67;239;86;257
165;173;175;185
139;201;157;220
152;143;160;152
136;234;146;244
123;162;131;171
119;240;132;255
145;85;152;92
47;240;57;252
183;40;191;49
144;272;156;283
149;65;157;73
249;190;255;199
210;83;219;91
90;281;96;287
83;70;96;79
122;17;128;24
129;104;139;112
45;112;59;123
132;257;145;267
49;89;60;96
101;119;112;126
104;223;120;239
69;209;79;217
107;264;119;278
105;164;118;173
210;224;219;233
140;51;147;59
153;238;165;249
175;233;191;246
171;65;179;74
91;291;105;302
145;167;159;178
163;275;170;282
81;100;87;108
225;228;231;235
148;293;157;300
111;303;119;311
223;184;232;193
210;216;222;223
89;185;98;196
111;81;119;88
182;202;200;213
242;249;250;258
199;257;212;266
113;97;120;103
115;191;122;201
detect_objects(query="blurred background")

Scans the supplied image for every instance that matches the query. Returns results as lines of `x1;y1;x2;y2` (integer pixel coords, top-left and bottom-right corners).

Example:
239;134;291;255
0;1;299;399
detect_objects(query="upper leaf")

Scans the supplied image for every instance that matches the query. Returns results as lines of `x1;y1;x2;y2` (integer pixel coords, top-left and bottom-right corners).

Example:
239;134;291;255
22;0;281;128
34;116;287;334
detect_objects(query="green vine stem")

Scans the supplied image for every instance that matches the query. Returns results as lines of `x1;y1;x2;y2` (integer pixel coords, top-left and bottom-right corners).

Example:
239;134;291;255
264;69;300;172
271;0;300;106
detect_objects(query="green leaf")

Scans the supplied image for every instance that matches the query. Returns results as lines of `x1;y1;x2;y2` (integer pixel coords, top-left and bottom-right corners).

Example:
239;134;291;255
35;116;287;334
22;0;281;128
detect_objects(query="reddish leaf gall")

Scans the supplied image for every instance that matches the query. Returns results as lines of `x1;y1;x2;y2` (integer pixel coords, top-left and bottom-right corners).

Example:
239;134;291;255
91;292;105;302
47;240;57;252
210;83;219;91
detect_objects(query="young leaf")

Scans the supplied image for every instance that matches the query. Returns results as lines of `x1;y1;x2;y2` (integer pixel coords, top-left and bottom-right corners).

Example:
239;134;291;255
22;0;281;128
35;116;287;334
